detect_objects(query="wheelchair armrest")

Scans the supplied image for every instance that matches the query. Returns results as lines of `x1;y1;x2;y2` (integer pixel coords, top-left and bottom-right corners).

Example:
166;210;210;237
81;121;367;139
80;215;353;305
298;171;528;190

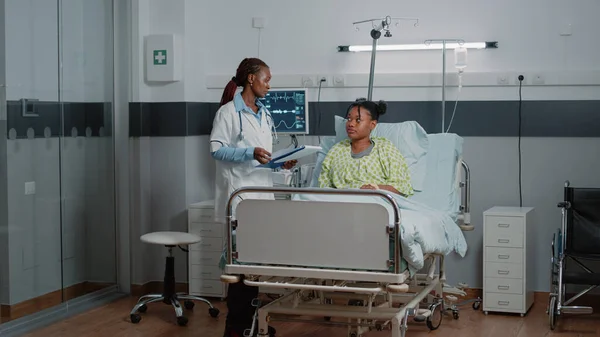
557;201;571;209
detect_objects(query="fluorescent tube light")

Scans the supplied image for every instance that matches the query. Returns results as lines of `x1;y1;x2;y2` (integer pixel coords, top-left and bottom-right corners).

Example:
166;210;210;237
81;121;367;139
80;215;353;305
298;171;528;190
338;41;498;52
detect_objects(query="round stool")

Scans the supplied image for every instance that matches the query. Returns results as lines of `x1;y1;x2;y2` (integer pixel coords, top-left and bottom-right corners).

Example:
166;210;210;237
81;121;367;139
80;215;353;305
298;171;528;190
129;231;220;326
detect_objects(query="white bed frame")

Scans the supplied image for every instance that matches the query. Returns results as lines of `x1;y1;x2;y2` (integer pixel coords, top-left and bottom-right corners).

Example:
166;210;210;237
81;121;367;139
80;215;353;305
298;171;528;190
220;160;473;337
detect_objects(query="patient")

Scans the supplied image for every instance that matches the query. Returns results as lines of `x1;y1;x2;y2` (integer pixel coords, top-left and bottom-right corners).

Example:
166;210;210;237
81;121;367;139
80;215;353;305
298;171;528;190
318;98;414;197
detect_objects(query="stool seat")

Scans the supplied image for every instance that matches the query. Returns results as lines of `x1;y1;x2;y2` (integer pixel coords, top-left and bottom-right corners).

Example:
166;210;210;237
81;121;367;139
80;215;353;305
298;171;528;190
140;231;201;246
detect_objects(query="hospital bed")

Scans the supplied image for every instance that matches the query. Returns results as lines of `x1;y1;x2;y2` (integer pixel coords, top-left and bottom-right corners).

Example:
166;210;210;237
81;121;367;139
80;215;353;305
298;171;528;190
548;180;600;330
220;125;474;337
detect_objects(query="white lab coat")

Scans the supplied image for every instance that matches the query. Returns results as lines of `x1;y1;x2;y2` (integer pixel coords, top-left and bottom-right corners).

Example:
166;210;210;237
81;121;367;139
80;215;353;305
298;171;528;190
210;101;274;224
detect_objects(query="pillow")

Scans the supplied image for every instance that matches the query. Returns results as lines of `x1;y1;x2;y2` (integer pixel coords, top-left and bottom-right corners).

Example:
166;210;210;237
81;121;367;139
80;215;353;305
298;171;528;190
333;115;429;191
309;136;337;187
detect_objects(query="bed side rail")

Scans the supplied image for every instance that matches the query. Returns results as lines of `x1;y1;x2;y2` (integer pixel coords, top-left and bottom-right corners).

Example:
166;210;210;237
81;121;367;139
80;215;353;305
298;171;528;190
225;187;403;273
458;159;473;231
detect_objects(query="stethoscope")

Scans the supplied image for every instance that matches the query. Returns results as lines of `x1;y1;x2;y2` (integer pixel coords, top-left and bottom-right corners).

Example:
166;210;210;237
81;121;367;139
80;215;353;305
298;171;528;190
237;107;278;143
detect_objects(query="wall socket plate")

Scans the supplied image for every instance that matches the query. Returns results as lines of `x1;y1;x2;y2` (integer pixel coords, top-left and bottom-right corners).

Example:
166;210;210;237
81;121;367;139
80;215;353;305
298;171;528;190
497;74;509;85
531;73;545;85
317;76;329;87
252;17;266;29
332;75;345;87
301;76;315;87
25;181;35;195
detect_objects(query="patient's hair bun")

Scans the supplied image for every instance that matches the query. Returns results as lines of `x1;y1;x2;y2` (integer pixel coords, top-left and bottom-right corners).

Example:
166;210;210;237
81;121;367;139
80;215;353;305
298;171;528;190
376;100;388;116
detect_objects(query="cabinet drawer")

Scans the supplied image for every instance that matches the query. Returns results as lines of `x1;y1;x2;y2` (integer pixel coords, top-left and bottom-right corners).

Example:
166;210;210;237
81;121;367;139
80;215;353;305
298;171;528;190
485;262;523;279
485;277;523;295
190;237;223;252
189;250;222;265
484;216;524;248
189;222;223;238
485;247;523;264
189;209;214;223
190;265;222;280
189;279;223;296
484;292;523;311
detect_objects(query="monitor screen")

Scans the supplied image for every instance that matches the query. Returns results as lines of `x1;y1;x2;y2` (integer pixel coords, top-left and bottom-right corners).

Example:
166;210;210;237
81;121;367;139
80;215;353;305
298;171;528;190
260;89;309;134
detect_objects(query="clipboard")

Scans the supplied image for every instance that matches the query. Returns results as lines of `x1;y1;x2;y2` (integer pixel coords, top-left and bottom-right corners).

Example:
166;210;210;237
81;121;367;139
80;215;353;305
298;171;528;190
256;145;322;168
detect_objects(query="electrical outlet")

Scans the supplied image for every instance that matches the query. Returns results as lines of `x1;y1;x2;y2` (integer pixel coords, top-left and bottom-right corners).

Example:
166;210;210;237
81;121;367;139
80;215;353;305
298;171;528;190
515;74;526;85
332;75;345;87
25;181;35;195
532;73;545;85
497;74;509;85
252;17;266;29
317;76;329;87
301;76;314;87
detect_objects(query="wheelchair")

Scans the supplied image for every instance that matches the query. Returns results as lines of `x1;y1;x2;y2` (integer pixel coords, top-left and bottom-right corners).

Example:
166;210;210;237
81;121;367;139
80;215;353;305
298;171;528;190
548;181;600;330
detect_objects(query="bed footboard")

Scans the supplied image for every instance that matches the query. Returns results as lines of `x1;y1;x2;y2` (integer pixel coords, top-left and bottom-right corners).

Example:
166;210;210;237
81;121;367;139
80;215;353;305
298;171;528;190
223;187;405;283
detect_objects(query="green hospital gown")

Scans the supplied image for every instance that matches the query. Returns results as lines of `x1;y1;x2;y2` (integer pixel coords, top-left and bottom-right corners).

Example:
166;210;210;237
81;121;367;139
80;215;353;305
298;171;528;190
318;137;414;196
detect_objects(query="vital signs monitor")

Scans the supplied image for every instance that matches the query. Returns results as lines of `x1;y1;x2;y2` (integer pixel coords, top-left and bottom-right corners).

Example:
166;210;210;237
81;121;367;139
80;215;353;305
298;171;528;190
260;89;309;134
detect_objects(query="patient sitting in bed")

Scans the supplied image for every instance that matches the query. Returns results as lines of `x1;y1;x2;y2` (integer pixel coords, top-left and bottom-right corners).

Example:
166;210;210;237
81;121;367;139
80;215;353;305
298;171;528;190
318;98;414;197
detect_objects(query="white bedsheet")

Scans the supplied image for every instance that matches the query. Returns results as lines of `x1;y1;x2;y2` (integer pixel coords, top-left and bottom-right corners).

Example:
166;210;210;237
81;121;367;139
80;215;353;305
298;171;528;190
292;190;467;272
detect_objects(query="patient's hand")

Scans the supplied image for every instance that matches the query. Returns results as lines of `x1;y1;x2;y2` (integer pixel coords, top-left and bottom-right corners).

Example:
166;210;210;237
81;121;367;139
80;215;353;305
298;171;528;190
282;160;298;170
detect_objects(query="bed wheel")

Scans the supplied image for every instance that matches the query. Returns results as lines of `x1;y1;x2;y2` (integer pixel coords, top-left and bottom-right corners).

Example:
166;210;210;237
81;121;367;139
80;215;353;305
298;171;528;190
452;310;459;320
426;303;443;331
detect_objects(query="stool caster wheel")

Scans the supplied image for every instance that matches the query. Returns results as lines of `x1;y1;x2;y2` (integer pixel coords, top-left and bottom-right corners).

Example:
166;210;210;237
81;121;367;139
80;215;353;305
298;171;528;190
138;304;147;313
184;300;194;310
453;311;459;320
130;314;141;324
209;307;220;318
177;316;188;326
324;316;331;321
473;300;481;310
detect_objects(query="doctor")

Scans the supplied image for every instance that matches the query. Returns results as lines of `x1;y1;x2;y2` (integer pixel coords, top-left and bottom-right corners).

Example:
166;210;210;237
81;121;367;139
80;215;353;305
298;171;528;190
210;57;294;337
210;57;297;223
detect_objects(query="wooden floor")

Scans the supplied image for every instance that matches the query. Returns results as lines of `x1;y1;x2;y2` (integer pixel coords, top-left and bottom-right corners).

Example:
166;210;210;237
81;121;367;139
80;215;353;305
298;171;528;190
21;296;600;337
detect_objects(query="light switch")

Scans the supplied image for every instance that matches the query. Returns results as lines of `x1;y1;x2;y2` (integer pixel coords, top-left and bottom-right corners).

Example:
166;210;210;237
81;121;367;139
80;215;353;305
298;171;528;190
25;181;35;195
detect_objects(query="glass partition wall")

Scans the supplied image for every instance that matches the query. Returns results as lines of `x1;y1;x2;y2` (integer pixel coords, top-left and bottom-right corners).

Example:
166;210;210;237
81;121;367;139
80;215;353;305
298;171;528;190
0;0;117;327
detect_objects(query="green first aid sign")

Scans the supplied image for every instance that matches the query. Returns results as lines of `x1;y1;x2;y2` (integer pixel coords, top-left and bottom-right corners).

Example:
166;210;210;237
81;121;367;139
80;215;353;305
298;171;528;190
153;50;167;65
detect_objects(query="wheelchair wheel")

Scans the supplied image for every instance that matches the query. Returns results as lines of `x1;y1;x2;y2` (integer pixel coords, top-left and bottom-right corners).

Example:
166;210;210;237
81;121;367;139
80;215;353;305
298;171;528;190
548;296;557;330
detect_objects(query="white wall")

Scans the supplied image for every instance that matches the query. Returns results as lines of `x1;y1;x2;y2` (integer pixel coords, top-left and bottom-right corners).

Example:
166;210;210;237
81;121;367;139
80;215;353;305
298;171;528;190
200;0;600;102
1;0;116;306
129;0;600;292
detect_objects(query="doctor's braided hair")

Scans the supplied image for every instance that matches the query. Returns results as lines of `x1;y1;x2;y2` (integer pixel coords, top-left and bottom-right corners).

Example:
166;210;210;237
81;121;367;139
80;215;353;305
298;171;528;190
345;98;388;121
219;58;269;107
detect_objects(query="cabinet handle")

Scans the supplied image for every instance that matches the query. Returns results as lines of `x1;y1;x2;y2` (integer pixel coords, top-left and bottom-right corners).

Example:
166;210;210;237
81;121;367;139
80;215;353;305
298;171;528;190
498;239;510;244
202;285;213;289
201;243;212;247
498;270;509;275
200;257;212;261
498;301;510;306
498;285;510;290
498;254;510;259
498;223;510;228
200;229;213;232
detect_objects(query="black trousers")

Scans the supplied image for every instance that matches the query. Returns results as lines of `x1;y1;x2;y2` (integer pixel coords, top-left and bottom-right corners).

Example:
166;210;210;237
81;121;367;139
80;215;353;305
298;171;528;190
224;276;259;336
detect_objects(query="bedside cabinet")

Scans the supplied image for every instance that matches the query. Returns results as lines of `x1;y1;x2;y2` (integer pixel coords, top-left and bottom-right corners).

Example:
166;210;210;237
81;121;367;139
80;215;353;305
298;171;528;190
483;206;535;316
187;200;227;299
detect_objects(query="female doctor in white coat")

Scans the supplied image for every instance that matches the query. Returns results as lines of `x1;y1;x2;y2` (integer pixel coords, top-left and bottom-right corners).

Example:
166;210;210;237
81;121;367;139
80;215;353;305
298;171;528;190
210;57;295;337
